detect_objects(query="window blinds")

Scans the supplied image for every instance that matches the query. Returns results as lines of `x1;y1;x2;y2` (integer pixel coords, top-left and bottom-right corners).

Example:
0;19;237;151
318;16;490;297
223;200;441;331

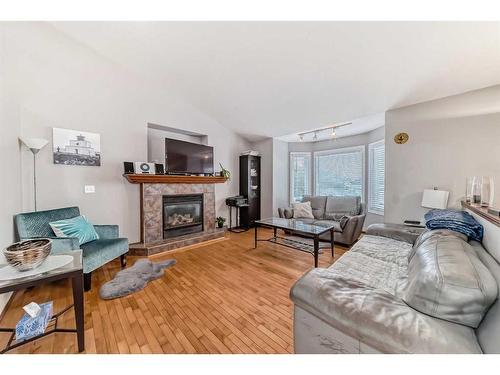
368;140;385;214
290;152;311;203
314;146;364;199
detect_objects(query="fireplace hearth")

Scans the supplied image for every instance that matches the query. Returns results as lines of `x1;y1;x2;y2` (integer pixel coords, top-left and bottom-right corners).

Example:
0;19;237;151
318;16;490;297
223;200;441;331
163;194;204;239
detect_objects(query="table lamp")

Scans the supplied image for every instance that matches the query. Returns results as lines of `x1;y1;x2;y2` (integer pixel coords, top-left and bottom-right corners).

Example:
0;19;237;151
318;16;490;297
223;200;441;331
20;137;49;211
421;188;449;209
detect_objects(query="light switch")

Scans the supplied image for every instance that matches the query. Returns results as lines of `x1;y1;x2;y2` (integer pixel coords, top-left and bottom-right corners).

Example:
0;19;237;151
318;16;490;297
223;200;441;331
84;185;95;194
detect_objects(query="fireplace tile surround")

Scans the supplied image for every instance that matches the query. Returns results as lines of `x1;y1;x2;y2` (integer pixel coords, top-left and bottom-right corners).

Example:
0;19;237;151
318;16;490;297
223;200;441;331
128;181;224;256
143;183;216;244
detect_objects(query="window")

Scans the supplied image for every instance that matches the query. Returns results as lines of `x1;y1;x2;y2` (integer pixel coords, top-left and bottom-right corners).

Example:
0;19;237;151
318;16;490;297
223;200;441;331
290;152;312;203
368;140;385;215
314;146;365;200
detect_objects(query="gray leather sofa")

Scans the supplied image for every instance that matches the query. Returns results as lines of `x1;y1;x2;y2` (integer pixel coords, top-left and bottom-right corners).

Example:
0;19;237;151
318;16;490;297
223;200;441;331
290;224;500;353
278;196;365;246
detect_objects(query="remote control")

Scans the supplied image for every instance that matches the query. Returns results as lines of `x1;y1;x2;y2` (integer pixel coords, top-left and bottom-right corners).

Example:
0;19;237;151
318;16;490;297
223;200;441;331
404;220;421;225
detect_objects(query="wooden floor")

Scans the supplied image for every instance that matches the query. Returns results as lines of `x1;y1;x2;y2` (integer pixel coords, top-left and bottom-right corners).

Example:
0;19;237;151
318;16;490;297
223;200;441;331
0;229;348;354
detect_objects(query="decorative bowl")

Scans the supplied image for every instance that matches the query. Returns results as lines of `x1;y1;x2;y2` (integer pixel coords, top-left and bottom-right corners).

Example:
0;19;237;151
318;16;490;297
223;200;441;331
3;239;52;271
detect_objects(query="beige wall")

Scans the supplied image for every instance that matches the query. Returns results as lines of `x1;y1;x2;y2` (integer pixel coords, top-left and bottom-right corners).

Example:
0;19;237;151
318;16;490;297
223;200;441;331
3;23;250;245
0;25;19;313
272;139;289;214
385;85;500;224
0;26;21;249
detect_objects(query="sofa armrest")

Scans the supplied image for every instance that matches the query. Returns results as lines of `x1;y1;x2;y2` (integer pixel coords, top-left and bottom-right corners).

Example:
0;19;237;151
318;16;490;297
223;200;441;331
290;269;481;354
278;207;294;219
93;224;119;239
337;213;365;242
345;213;365;224
21;236;80;253
366;223;424;244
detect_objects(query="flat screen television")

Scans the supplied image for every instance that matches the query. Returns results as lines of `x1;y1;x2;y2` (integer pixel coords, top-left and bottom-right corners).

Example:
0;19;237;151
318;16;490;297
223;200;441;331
165;138;214;175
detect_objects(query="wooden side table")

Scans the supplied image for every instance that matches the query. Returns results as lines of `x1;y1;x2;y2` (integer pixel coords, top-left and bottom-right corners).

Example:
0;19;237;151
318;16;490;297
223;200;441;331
0;251;84;354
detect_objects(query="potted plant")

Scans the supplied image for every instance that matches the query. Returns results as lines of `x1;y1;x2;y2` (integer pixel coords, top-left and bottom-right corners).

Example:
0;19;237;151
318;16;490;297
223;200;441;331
219;163;231;181
216;216;226;229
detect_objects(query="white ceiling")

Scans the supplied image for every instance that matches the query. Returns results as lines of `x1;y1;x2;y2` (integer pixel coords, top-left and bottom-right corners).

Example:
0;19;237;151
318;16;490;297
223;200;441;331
52;22;500;142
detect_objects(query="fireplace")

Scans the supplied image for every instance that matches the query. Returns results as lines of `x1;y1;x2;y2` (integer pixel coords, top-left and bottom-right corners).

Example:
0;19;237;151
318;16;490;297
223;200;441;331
127;181;223;256
163;194;204;239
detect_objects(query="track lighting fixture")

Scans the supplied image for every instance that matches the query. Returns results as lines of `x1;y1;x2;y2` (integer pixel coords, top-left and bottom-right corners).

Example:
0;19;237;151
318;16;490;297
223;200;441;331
296;122;351;142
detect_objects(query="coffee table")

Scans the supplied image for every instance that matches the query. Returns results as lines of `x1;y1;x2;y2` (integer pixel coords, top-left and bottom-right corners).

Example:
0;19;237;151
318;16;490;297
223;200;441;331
254;218;334;267
0;250;84;354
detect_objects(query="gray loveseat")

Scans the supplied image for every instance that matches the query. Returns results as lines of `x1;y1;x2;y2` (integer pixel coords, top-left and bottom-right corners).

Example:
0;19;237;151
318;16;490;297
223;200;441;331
278;196;366;246
290;224;500;353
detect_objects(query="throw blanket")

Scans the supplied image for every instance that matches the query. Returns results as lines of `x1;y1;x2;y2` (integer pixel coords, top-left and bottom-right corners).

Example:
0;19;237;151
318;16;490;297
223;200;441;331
424;209;483;242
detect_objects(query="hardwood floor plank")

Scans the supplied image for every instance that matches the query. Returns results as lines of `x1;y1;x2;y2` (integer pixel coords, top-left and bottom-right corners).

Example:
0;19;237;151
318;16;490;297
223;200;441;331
0;229;345;354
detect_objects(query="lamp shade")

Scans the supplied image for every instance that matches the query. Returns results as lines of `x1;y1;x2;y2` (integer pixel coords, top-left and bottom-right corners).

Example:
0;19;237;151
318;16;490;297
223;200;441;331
20;137;49;152
421;189;449;209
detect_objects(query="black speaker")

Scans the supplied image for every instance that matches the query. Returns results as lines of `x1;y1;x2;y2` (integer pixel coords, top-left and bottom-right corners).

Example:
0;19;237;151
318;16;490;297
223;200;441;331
123;161;134;174
155;163;165;175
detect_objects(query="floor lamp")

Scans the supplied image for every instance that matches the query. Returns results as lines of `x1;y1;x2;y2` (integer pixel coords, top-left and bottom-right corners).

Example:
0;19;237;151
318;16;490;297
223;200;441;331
20;137;48;211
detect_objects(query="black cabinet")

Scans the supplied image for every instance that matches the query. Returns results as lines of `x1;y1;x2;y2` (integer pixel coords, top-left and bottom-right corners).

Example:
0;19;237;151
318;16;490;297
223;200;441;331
239;155;261;228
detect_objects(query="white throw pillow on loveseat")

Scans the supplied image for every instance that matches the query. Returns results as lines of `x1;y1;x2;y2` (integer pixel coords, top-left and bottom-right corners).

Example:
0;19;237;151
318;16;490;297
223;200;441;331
292;201;315;219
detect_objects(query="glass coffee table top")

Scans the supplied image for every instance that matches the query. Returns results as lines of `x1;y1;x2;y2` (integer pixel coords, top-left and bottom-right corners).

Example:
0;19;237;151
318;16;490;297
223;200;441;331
254;217;334;235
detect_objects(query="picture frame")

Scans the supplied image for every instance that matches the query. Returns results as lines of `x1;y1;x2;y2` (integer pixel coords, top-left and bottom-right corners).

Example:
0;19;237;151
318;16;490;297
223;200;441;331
52;128;101;167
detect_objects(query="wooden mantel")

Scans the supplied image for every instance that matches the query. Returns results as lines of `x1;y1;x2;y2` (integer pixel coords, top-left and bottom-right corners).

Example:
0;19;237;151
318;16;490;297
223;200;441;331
124;174;227;184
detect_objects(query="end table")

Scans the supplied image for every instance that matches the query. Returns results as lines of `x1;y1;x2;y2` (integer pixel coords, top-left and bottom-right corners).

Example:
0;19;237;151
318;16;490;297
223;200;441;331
0;250;85;354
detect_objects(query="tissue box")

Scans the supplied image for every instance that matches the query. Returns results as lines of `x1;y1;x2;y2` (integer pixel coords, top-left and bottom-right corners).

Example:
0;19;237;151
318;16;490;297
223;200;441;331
15;302;53;342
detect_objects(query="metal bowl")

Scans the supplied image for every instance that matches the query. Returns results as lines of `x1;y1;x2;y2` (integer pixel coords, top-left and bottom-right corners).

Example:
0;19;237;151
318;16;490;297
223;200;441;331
3;239;52;271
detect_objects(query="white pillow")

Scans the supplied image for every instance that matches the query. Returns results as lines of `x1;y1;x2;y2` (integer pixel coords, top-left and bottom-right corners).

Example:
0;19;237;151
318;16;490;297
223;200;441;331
292;201;315;219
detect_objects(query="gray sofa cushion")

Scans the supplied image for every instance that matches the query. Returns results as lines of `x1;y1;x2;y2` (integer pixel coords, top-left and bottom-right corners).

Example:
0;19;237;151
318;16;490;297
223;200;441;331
366;223;424;245
302;196;327;219
401;233;498;328
325;196;361;217
278;207;294;219
313;220;343;233
295;218;315;225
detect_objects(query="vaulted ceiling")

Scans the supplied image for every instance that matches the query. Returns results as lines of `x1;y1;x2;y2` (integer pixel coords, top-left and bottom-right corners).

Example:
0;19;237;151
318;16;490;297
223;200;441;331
53;22;500;141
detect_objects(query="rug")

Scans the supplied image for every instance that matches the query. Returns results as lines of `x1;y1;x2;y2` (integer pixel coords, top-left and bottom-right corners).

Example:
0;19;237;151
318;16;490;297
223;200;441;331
99;258;176;300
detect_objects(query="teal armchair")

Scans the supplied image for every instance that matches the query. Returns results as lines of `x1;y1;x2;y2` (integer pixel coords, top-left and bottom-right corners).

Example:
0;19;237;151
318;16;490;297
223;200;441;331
14;206;128;291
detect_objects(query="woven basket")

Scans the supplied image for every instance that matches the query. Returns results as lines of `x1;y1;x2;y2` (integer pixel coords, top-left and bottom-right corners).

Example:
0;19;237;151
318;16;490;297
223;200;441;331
3;239;52;271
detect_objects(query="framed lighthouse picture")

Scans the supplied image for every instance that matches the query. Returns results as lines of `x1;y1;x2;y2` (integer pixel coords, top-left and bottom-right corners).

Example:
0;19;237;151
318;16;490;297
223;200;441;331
53;128;101;166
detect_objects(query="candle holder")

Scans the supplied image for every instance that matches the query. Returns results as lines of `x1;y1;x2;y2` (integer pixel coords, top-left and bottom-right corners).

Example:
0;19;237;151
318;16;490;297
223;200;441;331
471;176;482;204
465;177;474;203
481;176;494;207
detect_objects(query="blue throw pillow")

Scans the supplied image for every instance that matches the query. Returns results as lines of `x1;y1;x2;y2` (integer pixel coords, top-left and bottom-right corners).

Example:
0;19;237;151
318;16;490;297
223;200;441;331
49;215;99;245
